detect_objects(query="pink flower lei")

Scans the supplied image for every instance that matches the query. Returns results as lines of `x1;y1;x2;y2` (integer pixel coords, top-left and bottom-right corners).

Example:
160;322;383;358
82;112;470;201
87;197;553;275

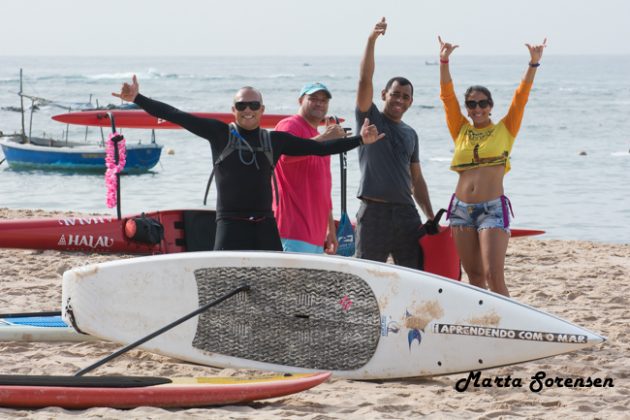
105;132;127;208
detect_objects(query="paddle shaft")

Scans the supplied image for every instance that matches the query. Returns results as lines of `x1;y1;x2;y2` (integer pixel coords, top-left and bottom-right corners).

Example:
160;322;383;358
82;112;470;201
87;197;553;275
334;116;356;257
335;116;348;214
339;152;347;213
74;285;251;376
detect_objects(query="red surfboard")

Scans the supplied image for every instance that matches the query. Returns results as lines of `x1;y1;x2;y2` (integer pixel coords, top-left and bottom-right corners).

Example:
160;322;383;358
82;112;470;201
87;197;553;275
52;110;343;129
0;372;330;409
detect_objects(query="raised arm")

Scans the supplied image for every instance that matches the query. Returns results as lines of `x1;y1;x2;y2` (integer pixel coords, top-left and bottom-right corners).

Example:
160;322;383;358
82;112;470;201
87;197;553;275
503;39;547;136
523;38;546;83
112;74;140;102
357;17;387;113
438;36;466;140
112;75;224;140
438;36;458;85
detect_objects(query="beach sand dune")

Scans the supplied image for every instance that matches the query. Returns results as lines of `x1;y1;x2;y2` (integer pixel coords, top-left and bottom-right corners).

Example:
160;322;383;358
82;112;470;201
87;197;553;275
0;208;628;419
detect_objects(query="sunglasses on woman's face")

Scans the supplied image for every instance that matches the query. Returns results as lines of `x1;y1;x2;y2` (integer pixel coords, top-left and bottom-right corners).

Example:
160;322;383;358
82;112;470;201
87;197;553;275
234;101;262;111
465;99;491;109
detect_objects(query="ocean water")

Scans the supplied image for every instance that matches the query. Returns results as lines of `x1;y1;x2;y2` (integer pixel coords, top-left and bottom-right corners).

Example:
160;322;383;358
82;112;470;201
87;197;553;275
0;55;628;243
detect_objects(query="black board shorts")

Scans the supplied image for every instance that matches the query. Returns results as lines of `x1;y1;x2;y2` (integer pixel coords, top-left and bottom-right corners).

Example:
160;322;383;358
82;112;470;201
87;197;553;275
355;200;422;269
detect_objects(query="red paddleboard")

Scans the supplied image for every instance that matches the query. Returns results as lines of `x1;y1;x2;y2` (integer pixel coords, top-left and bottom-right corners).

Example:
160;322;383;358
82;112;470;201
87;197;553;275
0;211;543;280
0;210;216;254
52;110;343;130
0;372;330;409
510;228;545;237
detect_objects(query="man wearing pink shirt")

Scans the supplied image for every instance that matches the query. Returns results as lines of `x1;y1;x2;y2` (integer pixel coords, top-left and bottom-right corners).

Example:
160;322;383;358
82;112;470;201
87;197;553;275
273;82;347;254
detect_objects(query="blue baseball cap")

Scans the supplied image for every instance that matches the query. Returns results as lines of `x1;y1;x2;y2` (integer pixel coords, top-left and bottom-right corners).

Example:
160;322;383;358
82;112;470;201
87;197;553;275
299;82;332;99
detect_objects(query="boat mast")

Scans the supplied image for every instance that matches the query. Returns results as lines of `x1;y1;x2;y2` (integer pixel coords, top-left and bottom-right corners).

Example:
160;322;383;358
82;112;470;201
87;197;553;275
19;69;26;141
28;98;36;140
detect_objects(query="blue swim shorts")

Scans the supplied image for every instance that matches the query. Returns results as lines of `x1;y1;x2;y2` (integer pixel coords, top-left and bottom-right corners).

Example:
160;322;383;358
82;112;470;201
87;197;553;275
281;238;324;254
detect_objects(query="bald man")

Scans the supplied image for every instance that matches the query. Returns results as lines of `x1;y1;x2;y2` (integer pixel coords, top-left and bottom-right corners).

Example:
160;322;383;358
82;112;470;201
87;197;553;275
114;76;384;251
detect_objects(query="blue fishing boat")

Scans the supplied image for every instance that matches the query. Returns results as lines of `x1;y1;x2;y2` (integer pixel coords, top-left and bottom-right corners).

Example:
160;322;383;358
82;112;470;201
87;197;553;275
0;70;162;173
0;135;161;172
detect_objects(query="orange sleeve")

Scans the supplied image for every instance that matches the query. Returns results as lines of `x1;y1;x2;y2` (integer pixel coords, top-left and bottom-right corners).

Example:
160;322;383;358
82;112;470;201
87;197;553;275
502;80;533;137
440;81;467;141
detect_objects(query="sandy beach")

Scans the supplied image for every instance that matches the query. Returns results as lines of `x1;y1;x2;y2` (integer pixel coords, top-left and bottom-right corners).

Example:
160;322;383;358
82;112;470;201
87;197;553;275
0;208;628;419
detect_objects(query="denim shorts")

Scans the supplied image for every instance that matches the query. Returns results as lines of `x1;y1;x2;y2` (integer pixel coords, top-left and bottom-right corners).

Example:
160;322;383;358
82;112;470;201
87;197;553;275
447;195;513;233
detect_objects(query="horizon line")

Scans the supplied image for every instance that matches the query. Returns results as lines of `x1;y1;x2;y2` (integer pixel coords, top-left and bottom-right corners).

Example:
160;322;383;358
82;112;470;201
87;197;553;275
2;53;630;58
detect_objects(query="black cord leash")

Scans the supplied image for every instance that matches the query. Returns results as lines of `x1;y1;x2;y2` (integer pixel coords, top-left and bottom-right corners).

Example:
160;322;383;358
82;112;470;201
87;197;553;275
0;310;61;318
74;284;251;376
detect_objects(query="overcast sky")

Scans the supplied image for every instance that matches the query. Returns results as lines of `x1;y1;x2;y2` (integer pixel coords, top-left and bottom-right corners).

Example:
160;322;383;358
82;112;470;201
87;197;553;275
1;0;629;56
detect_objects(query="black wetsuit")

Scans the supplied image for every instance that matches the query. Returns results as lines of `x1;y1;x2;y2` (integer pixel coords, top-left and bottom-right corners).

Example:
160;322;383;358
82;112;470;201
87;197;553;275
134;94;363;251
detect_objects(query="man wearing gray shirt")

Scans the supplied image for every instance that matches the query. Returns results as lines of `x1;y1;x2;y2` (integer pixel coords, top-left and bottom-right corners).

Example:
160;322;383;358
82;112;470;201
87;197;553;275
355;17;435;268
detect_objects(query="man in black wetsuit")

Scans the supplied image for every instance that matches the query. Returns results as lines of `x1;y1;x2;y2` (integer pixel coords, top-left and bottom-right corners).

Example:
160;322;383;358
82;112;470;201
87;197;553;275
113;75;384;251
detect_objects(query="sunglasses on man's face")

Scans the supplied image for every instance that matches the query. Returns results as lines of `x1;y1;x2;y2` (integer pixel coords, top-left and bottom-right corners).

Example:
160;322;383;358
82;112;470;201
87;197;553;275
465;99;491;109
234;101;262;111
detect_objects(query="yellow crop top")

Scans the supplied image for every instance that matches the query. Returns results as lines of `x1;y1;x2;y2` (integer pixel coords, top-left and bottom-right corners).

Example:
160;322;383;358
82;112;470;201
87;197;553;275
440;80;532;173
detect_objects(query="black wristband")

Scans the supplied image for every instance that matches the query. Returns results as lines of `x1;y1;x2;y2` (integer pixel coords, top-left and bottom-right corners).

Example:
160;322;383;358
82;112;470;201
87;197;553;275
529;62;540;68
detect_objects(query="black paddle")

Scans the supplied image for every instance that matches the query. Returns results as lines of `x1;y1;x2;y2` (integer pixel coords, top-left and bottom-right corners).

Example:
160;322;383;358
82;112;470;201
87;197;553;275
0;158;5;166
74;284;250;376
335;117;355;256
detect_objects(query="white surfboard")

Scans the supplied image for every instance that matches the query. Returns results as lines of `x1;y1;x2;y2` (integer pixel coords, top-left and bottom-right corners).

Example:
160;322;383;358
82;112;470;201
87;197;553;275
61;252;604;379
0;315;95;342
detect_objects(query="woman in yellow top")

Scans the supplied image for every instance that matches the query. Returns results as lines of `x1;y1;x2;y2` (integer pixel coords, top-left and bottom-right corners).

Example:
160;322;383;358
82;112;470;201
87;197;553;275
438;36;546;297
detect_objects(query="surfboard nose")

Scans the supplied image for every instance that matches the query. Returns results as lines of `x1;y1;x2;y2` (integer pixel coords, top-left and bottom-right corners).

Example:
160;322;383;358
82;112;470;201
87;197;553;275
567;322;606;347
585;330;606;345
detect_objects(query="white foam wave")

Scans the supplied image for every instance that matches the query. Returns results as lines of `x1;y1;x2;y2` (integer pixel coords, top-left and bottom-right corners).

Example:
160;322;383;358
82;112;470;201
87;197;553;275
87;68;181;80
268;73;296;79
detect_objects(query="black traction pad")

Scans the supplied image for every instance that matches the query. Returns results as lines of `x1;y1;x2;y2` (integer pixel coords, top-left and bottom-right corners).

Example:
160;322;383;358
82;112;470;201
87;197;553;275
193;267;381;371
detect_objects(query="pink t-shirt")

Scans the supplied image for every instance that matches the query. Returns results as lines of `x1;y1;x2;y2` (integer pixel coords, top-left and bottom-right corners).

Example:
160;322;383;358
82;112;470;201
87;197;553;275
273;115;332;246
